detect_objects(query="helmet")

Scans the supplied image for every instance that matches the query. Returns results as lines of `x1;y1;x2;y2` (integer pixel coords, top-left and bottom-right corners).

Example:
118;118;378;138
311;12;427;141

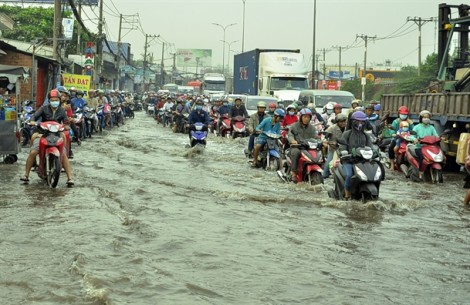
49;89;60;99
69;86;77;92
364;104;374;110
76;90;84;96
257;101;267;108
196;99;203;105
298;108;312;118
274;109;285;118
286;104;296;110
374;104;381;111
97;89;104;94
325;102;334;110
398;106;409;115
351;99;361;106
333;103;342;109
307;102;315;109
335;113;347;122
399;121;410;128
268;102;277;108
57;86;69;95
419;110;431;117
355;106;365;112
351;111;367;121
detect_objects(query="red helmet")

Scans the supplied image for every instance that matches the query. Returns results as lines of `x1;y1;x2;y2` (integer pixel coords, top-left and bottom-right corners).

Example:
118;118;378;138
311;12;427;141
398;106;409;115
334;103;342;109
49;89;60;99
269;102;276;108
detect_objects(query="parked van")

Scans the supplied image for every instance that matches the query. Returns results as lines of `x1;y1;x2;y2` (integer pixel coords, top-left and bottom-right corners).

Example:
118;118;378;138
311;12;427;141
298;90;355;114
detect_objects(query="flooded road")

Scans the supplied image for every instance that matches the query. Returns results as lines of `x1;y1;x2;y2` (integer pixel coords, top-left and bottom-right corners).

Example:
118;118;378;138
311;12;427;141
1;111;469;305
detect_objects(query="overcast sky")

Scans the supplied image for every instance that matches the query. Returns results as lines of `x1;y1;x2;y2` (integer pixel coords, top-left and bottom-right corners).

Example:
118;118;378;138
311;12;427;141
82;0;449;70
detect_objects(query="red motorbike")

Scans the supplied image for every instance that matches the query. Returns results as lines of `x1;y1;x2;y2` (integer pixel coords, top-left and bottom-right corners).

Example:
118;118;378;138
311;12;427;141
394;133;415;172
404;135;445;183
36;121;67;188
232;116;248;139
219;114;232;138
278;138;325;185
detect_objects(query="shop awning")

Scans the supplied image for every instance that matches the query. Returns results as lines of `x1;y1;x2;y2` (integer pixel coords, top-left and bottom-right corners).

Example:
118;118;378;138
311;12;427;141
0;64;29;83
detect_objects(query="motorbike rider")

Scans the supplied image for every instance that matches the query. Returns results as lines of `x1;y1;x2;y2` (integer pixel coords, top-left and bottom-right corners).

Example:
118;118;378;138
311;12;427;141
216;99;232;134
20;89;74;186
229;97;249;122
306;103;326;130
389;106;414;172
322;102;336;128
163;97;174;112
266;102;277;116
247;101;267;158
173;99;187;133
188;99;211;139
407;110;439;180
349;99;361;114
323;113;347;179
338;111;373;199
251;109;285;168
287;108;318;183
282;104;299;127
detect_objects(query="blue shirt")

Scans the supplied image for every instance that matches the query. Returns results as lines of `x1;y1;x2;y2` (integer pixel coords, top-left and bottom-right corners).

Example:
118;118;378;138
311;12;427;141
188;109;211;125
255;117;281;140
71;97;86;112
218;104;231;116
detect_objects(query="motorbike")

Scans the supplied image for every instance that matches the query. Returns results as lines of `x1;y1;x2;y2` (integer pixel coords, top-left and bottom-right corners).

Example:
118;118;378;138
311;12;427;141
252;131;282;171
34;121;67;188
71;109;85;144
147;103;155;115
329;146;384;202
210;113;219;135
232;116;248;139
84;106;97;138
404;135;446;183
219;114;232;138
190;123;208;147
20;105;35;146
96;105;106;132
277;138;324;185
163;110;173;128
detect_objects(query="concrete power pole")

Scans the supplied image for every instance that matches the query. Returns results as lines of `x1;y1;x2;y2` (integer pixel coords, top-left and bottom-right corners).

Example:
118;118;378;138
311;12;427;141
356;34;376;102
407;16;434;76
160;42;165;87
116;14;123;90
97;0;104;88
332;45;343;89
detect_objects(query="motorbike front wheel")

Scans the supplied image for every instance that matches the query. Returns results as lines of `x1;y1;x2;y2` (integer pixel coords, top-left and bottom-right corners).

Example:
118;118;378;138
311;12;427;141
46;154;61;188
308;171;323;186
431;168;444;183
266;157;281;171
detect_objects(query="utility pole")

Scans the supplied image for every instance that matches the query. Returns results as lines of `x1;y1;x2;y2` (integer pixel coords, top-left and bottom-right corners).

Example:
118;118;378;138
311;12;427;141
317;48;329;88
311;0;316;89
407;16;434;76
160;42;165;87
314;53;321;88
76;2;81;55
356;34;376;101
97;0;104;88
172;52;176;83
142;34;159;92
332;45;344;88
53;0;61;61
116;14;123;90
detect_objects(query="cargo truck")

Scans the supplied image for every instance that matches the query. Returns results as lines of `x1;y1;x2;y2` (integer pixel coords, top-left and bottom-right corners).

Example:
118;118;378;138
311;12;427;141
202;73;226;95
233;49;309;103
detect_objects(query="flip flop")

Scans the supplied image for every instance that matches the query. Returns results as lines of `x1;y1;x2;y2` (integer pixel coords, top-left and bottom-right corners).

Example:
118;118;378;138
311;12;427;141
20;175;29;182
66;178;74;186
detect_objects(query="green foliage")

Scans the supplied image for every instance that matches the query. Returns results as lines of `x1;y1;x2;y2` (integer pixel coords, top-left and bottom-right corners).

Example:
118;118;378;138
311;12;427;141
0;5;95;55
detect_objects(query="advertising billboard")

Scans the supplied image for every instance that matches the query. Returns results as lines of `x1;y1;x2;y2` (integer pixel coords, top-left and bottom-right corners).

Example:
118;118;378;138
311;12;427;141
176;49;212;68
63;74;91;92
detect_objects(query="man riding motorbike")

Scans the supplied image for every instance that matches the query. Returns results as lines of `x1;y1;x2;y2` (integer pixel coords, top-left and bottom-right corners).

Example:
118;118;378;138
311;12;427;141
338;111;373;199
251;109;285;168
323;113;347;179
20;89;74;186
229;97;249;121
287;108;318;183
188;99;211;139
246;101;267;158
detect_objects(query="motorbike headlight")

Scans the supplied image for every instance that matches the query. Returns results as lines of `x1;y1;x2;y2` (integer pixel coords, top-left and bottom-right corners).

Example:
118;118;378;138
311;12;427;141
428;150;444;162
355;165;368;181
374;166;382;181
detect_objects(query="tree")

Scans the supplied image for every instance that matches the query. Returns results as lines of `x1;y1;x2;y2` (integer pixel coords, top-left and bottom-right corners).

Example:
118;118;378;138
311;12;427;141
0;5;95;55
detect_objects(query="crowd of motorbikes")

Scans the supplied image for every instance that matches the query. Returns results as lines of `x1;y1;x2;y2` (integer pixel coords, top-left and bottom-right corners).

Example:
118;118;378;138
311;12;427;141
18;90;137;188
140;92;451;203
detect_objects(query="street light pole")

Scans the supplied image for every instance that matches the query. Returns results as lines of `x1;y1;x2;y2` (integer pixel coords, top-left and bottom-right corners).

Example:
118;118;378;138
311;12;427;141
212;22;237;74
311;0;316;89
223;40;238;74
242;0;246;52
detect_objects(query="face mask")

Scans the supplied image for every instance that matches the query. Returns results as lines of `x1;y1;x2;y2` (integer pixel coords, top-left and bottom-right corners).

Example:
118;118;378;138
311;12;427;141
269;108;276;112
223;102;228;106
399;114;408;120
353;121;364;131
327;109;333;115
422;118;430;125
196;105;203;111
50;101;60;108
402;127;409;132
288;111;295;116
